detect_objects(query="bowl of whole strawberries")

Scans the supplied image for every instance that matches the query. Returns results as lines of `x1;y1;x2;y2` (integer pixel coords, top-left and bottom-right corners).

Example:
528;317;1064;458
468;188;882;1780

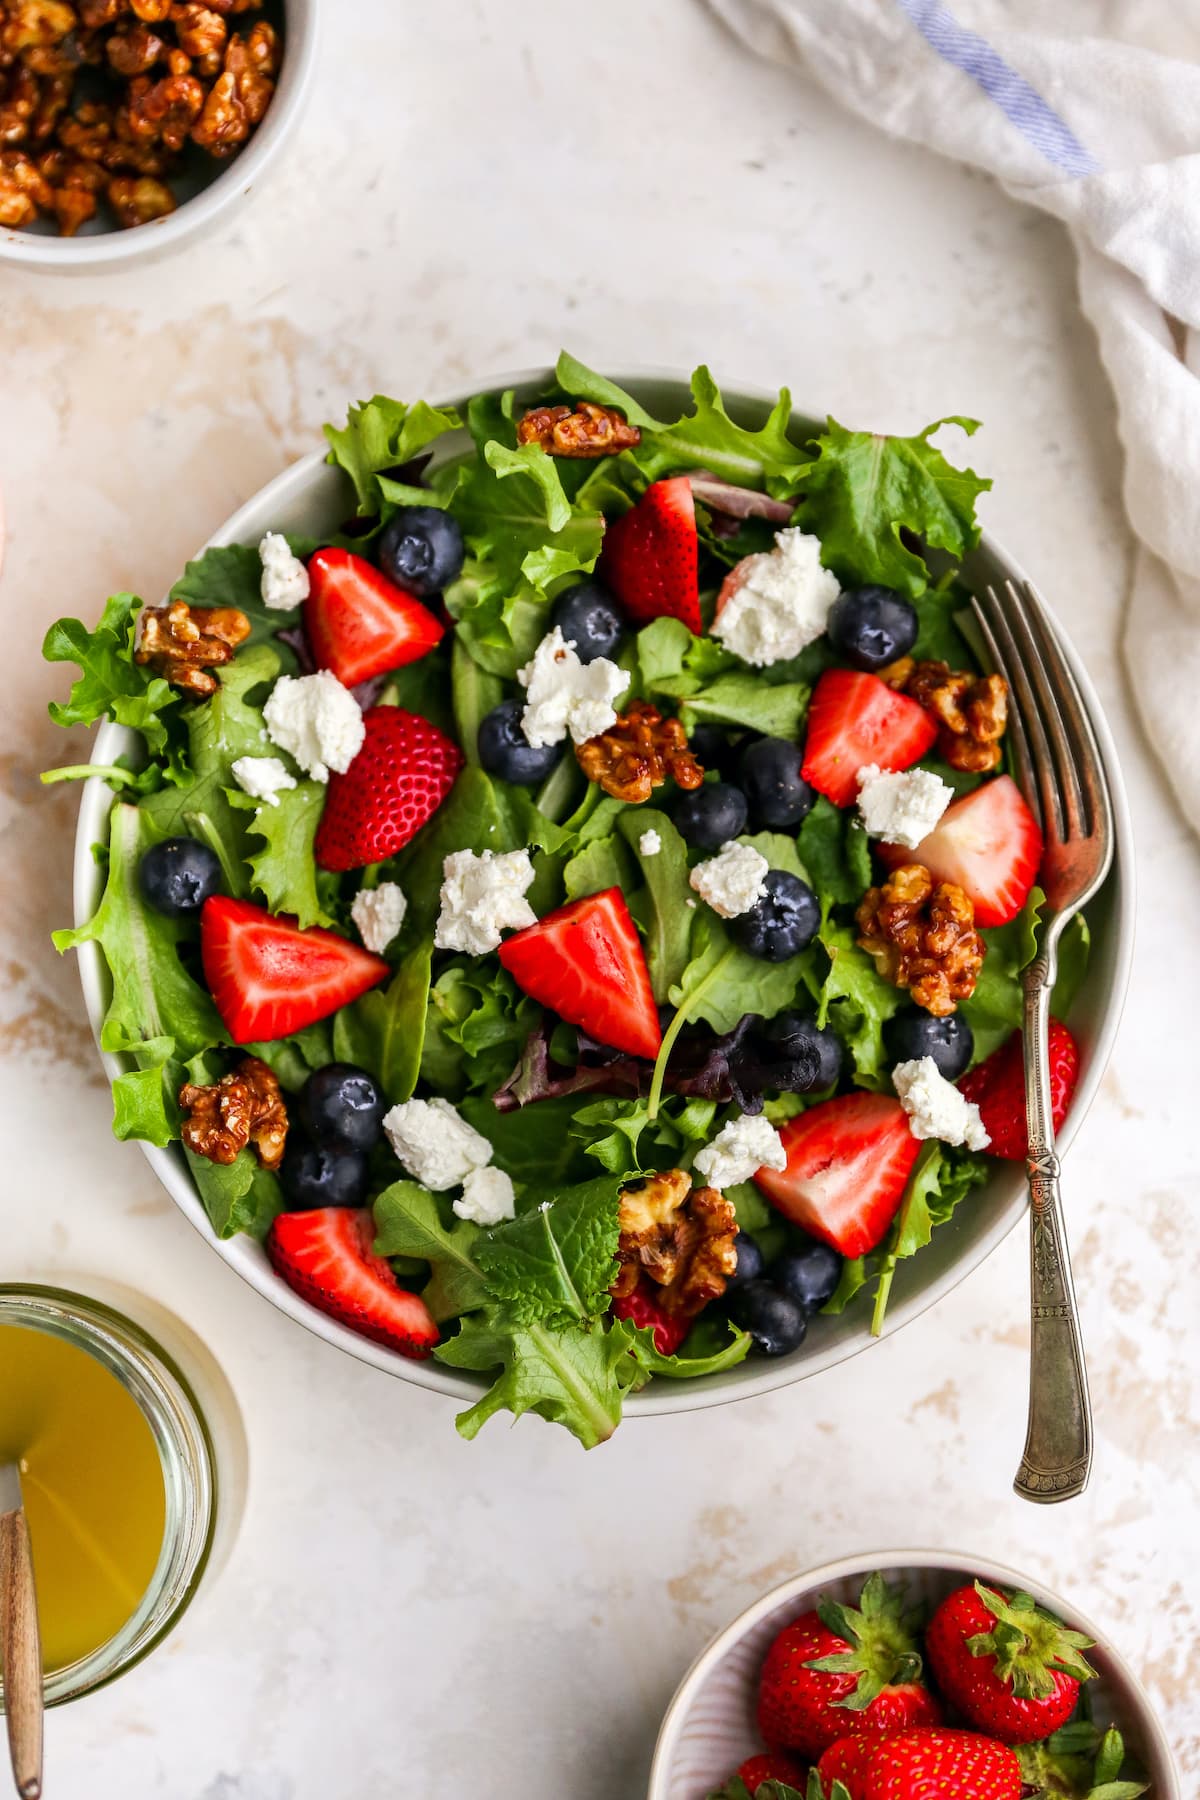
648;1551;1179;1799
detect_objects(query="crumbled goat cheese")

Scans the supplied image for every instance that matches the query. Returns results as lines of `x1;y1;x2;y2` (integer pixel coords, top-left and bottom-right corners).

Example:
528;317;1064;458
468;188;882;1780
689;840;769;918
351;881;407;954
638;827;663;857
856;763;953;850
695;1113;788;1188
517;625;629;747
259;531;310;610
453;1165;516;1227
262;671;365;783
434;848;537;956
893;1056;990;1151
383;1097;493;1190
711;528;841;667
230;755;297;807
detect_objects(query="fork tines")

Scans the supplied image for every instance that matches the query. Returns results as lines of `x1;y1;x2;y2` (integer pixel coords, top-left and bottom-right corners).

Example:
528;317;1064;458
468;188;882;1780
968;579;1112;857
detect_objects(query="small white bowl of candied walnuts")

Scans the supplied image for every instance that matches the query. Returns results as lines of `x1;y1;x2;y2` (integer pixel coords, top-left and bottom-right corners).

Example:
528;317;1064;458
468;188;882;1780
0;0;317;271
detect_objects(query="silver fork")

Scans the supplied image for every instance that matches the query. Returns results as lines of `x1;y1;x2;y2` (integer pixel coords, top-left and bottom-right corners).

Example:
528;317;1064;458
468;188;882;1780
969;578;1114;1504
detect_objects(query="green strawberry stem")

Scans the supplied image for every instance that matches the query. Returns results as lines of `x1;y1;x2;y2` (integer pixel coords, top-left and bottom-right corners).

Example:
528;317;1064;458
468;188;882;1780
807;1572;925;1708
1017;1723;1149;1799
968;1583;1097;1699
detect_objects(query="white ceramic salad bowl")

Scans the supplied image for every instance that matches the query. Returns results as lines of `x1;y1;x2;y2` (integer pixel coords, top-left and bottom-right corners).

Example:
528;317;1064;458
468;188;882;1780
647;1550;1179;1800
70;370;1135;1420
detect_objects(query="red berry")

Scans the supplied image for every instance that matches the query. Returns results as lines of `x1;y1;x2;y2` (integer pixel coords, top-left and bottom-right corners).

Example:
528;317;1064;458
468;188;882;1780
305;547;444;687
266;1208;439;1359
735;1750;808;1794
314;704;463;872
498;887;661;1061
924;1583;1094;1746
610;1280;688;1357
863;1727;1022;1798
599;477;701;632
957;1020;1079;1161
755;1093;920;1259
876;775;1042;928
801;669;938;808
200;896;389;1044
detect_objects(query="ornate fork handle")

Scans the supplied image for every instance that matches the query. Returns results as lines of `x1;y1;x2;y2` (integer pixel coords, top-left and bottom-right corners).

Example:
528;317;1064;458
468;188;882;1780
1014;947;1092;1502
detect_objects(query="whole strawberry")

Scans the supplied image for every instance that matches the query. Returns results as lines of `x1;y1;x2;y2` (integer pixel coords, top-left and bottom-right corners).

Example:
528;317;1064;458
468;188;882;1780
817;1729;893;1800
925;1582;1095;1745
314;704;463;871
865;1728;1021;1798
732;1750;808;1795
757;1575;941;1759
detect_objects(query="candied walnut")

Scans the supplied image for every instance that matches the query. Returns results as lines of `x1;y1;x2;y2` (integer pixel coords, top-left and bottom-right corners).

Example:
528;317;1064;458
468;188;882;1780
575;699;704;804
129;0;171;19
905;658;1008;775
106;167;172;221
29;66;74;137
179;1056;288;1171
516;401;641;459
119;65;203;149
135;597;249;693
57;96;113;159
877;654;915;692
611;1168;739;1322
170;2;225;74
1;1;77;54
105;17;164;72
0;146;51;221
0;63;39;143
77;0;127;22
38;143;104;230
856;863;984;1017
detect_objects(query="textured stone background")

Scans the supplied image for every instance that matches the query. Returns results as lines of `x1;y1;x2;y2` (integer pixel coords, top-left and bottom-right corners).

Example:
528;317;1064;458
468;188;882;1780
2;2;1196;1793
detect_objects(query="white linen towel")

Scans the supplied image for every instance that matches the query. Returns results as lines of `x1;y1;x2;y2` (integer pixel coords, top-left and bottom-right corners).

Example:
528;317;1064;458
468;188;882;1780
705;0;1200;834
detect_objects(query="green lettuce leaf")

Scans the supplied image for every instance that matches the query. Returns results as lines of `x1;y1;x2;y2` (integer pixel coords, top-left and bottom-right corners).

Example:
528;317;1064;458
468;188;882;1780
562;831;636;902
419;961;536;1096
867;1143;990;1334
471;1174;621;1328
569;1095;717;1177
680;672;809;738
449;428;605;596
616;807;694;1000
170;544;303;660
816;921;903;1085
625;1316;752;1379
323;394;462;513
331;940;432;1103
233;779;334;929
244;1022;335;1092
794;416;991;597
111;1061;179;1147
44;592;179;756
451;634;504;766
372;1180;489;1322
460;1095;598;1187
796;797;872;910
185;1146;282;1241
667;908;816;1037
435;1310;640;1449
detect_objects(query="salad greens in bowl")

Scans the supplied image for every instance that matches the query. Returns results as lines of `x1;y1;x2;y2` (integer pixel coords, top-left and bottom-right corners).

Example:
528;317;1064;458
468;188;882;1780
46;359;1131;1451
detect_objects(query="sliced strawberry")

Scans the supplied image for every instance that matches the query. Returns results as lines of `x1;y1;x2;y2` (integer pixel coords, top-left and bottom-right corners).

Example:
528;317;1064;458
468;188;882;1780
497;887;662;1060
735;1751;808;1795
610;1279;688;1357
958;1019;1079;1160
200;895;389;1044
876;775;1042;928
305;547;444;687
754;1092;920;1258
314;704;463;872
802;669;938;807
599;476;701;631
266;1207;438;1359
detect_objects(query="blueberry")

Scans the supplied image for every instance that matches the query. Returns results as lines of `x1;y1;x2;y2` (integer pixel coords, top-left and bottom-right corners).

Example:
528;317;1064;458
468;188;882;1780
883;1009;975;1081
826;585;919;673
730;870;820;961
552;580;624;664
673;781;748;850
761;1010;843;1091
139;837;223;917
739;736;817;830
725;1230;766;1292
727;1280;808;1356
477;698;564;786
377;504;464;597
773;1241;843;1314
279;1137;369;1210
688;724;742;779
299;1063;387;1152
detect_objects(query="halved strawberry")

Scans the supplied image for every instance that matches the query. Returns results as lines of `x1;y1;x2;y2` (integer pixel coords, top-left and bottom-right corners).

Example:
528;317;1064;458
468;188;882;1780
801;670;938;807
754;1092;920;1258
958;1019;1079;1160
610;1279;688;1357
599;476;701;631
200;895;389;1044
305;547;444;687
877;775;1042;928
266;1207;438;1359
497;887;662;1060
314;704;463;872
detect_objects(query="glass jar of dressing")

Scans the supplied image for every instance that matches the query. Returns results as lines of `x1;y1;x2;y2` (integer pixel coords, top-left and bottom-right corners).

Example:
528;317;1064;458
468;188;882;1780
0;1283;244;1706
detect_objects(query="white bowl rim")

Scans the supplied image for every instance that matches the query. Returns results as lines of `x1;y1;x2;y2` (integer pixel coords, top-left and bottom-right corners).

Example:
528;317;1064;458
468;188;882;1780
0;0;318;271
647;1547;1181;1800
68;364;1137;1418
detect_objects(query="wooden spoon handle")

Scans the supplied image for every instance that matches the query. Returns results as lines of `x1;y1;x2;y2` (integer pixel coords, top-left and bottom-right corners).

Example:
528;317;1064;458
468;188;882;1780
0;1509;42;1800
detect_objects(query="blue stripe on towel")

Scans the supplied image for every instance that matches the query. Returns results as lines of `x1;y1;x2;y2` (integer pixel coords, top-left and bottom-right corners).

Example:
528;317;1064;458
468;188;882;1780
894;0;1099;176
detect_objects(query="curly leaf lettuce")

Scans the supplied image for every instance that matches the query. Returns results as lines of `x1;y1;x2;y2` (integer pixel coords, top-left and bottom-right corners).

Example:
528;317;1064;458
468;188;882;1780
324;394;462;514
43;592;180;756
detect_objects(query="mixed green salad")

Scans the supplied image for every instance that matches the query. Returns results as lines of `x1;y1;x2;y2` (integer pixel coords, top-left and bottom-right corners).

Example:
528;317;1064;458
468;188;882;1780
44;355;1089;1449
